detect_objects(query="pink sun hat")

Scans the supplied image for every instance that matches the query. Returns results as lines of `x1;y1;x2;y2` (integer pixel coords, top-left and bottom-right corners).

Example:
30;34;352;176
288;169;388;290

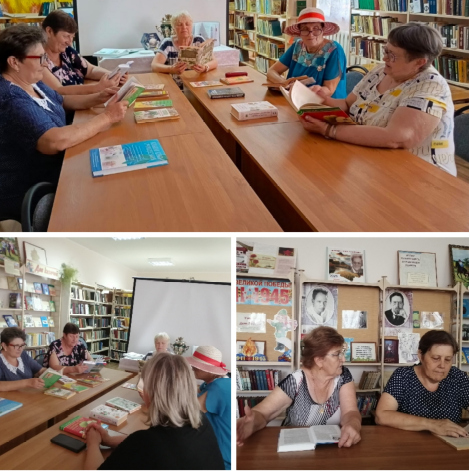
285;7;340;37
186;346;229;376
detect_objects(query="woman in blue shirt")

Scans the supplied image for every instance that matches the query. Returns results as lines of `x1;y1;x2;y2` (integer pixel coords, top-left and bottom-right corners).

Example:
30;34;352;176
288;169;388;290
187;346;231;470
267;7;347;98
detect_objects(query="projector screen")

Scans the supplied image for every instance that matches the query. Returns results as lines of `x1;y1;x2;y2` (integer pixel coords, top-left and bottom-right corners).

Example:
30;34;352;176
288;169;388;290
128;278;231;369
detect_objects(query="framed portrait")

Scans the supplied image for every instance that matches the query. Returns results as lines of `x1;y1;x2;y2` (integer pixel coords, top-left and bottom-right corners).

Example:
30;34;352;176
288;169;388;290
397;251;437;287
350;342;377;362
384;339;399;363
236;340;266;356
449;245;469;288
327;247;365;283
302;283;338;330
0;237;21;263
384;290;413;334
23;242;47;265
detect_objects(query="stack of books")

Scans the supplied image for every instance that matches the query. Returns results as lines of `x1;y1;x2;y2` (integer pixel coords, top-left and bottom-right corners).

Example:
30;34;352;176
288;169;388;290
237;368;280;390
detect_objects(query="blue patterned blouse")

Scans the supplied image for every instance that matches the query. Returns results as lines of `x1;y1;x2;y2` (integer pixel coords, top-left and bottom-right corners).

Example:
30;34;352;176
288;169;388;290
279;39;347;98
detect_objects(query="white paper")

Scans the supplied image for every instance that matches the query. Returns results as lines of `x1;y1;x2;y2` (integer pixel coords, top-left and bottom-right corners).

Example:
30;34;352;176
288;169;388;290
236;312;266;333
274;256;295;276
252;243;278;257
342;310;367;329
398;332;420;363
4;258;20;276
407;272;429;286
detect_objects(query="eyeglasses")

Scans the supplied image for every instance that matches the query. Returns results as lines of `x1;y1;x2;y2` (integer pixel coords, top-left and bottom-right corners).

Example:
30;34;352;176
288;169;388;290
382;47;398;63
24;53;48;66
8;343;27;350
300;28;323;36
326;351;346;359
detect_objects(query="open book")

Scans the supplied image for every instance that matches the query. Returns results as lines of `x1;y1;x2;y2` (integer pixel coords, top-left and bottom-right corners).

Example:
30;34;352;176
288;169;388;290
280;80;355;125
178;39;215;68
104;77;145;107
262;75;310;90
278;425;341;453
433;424;469;450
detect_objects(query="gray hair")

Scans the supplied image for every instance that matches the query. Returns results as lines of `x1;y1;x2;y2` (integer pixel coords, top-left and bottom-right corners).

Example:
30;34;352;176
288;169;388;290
142;353;202;429
154;332;170;342
171;10;193;30
388;23;443;70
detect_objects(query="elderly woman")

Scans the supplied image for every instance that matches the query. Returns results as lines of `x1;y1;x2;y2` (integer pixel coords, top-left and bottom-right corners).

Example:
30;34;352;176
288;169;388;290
151;10;218;89
376;330;469;437
0;327;46;391
0;25;127;222
237;326;361;448
84;353;224;470
301;23;456;176
44;322;92;374
143;332;173;361
41;10;123;95
267;8;347;98
187;346;231;470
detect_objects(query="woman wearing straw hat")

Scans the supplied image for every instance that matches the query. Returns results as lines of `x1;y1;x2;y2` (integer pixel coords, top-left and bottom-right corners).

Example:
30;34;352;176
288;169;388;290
266;7;347;98
187;346;231;470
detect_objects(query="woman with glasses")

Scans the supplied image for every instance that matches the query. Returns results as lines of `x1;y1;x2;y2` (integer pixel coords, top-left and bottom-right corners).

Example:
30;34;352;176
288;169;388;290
0;327;47;391
40;10;123;95
266;8;347;98
0;25;127;223
301;23;457;176
237;326;361;448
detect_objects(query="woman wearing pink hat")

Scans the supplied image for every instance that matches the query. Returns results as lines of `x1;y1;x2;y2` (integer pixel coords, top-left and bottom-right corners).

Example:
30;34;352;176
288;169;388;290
187;346;231;470
266;7;347;98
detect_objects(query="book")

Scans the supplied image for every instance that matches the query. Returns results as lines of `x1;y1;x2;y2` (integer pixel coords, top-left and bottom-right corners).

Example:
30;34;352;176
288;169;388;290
278;425;341;452
281;80;356;125
3;314;17;327
33;283;43;294
104;77;145;107
44;387;76;400
134;108;180;123
0;398;22;417
24;314;34;327
122;382;138;390
207;87;245;99
230;101;278;121
33;317;42;327
40;368;62;388
49;301;56;312
41;300;50;311
40;316;49;327
462;347;469;363
32;296;43;311
77;375;110;387
178;38;215;67
59;376;77;384
90;139;168;178
134;99;173;110
60;416;101;438
48;316;55;326
41;283;50;295
61;383;89;393
6;276;19;291
262;75;309;90
433;425;469;450
189;81;224;88
8;293;21;309
48;285;57;296
108;60;133;79
138;89;169;99
297;0;307;15
90;404;128;426
220;76;254;85
82;361;107;374
105;397;141;414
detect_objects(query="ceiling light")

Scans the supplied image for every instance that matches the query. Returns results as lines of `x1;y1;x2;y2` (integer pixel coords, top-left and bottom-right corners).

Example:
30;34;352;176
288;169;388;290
112;237;145;240
148;258;174;266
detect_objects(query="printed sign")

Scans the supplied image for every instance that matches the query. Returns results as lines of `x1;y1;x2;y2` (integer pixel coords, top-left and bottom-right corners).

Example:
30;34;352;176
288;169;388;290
237;278;292;306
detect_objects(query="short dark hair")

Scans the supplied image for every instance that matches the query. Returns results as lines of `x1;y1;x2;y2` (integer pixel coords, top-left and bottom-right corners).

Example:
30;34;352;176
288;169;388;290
0;25;45;73
42;10;78;35
388;23;443;70
302;326;344;369
419;330;458;355
1;327;26;345
312;288;328;300
389;292;404;303
63;322;79;335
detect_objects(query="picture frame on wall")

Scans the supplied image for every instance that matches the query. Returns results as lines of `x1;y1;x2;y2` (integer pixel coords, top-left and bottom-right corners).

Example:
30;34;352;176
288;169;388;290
350;342;377;362
397;251;437;287
23;242;47;265
449;244;469;288
0;237;21;264
384;339;399;363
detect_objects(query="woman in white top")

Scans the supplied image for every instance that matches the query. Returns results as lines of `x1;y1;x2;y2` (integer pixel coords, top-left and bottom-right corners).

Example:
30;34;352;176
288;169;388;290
236;326;361;448
300;23;456;176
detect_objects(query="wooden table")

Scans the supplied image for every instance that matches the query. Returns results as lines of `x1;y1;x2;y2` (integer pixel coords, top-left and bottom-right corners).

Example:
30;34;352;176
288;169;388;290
237;425;469;470
0;377;145;469
449;84;469;104
0;368;132;455
48;72;281;232
232;122;469;231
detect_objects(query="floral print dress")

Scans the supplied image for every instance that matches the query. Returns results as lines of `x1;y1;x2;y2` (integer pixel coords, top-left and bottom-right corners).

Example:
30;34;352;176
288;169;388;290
43;338;87;367
46;46;88;86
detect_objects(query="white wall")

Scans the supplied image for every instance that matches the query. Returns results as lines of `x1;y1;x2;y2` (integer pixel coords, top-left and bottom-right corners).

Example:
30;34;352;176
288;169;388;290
76;0;227;55
239;237;469;287
135;271;231;283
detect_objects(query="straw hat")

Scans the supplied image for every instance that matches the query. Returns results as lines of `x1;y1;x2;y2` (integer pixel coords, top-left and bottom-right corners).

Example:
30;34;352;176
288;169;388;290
186;346;229;376
285;7;340;37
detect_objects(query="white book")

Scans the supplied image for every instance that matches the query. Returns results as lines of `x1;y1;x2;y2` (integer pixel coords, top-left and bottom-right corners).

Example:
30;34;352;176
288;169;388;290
108;61;134;79
277;425;341;453
230;101;278;121
90;404;128;426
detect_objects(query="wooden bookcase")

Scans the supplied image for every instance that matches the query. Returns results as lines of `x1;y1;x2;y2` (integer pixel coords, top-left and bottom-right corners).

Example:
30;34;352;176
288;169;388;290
110;289;132;361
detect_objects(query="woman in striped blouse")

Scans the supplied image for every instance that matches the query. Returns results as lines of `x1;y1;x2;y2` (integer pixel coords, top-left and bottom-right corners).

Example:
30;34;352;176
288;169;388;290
236;326;361;448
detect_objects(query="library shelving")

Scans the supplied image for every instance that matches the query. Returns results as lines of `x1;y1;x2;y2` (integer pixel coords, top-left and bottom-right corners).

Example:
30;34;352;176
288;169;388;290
110;289;133;361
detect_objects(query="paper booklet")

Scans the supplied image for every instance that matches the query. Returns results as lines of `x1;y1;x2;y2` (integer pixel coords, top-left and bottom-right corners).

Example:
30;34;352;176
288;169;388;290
281;80;356;125
278;425;341;453
178;38;215;68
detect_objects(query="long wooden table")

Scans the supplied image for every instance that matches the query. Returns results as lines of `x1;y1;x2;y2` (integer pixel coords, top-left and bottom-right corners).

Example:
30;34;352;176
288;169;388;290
0;368;132;455
237;425;469;470
0;376;145;469
48;72;281;232
449;84;469;104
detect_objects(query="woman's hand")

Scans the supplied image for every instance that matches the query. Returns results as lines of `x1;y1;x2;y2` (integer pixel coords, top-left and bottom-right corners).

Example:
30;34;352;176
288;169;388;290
85;427;102;448
119;73;129;85
95;86;120;105
171;61;187;75
74;363;89;374
338;423;361;448
237;405;256;447
96;73;120;91
85;423;111;446
192;64;207;73
430;419;469;438
28;378;45;389
300;115;329;136
310;85;332;99
104;96;128;124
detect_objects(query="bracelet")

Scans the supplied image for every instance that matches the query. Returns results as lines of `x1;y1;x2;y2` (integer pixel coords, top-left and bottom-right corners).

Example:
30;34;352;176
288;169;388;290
331;125;338;140
324;124;332;139
205;64;210;73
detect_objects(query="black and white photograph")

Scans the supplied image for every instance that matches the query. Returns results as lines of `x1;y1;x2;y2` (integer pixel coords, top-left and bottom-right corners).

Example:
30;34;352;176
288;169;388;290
302;283;338;332
327;247;366;283
384;290;413;334
342;310;367;329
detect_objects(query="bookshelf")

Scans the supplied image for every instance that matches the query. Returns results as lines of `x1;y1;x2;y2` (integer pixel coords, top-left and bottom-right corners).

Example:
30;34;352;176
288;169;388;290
110;288;132;362
0;261;61;360
348;1;469;89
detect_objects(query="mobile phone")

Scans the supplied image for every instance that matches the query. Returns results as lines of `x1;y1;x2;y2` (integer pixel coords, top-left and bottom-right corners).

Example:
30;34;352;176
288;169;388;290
51;434;86;453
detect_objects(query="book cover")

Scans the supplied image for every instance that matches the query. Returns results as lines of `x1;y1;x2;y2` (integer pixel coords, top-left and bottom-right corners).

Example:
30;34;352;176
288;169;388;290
138;90;169;99
24;314;34;327
77;375;110;387
220;76;254;85
134;99;173;110
33;283;43;294
178;39;214;68
121;382;138;390
48;285;57;296
90;404;128;426
61;383;89;393
60;416;100;438
6;276;19;291
40;316;49;327
143;84;165;91
59;376;77;384
207;87;245;99
134;108;180;123
32;296;42;311
8;293;21;309
0;398;22;417
462;347;469;363
3;314;17;327
82;361;107;374
41;283;50;295
189;81;224;88
33;316;42;327
104;77;145;107
90;139;169;178
106;396;141;413
48;317;55;327
49;301;56;312
230;101;278;121
39;368;62;388
44;387;76;400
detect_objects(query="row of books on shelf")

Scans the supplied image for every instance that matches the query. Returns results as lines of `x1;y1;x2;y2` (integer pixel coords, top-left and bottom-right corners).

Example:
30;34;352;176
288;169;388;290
0;22;42;30
434;54;469;82
255;55;275;73
357;370;382;390
237;396;265;417
257;18;284;36
235;15;255;30
114;294;132;305
351;37;386;60
8;293;57;312
352;0;407;11
24;347;47;359
6;277;57;295
410;0;469;15
257;38;285;58
70;317;111;328
40;1;73;15
237;368;280;391
112;317;130;328
89;341;108;353
111;350;126;360
71;302;111;315
114;307;131;316
357;393;379;417
111;340;128;351
111;329;128;340
234;31;256;49
351;15;400;36
81;329;109;340
234;0;287;15
0;314;53;329
26;331;55;346
71;286;110;302
426;22;469;50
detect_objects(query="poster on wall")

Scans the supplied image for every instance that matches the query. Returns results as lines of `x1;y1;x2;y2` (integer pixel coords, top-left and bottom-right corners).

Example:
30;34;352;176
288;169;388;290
236;240;296;276
236;313;266;333
267;308;297;362
398;332;420;363
327;248;365;283
25;260;60;280
236;278;292;306
301;283;338;333
397;251;437;287
384;289;413;336
449;245;469;288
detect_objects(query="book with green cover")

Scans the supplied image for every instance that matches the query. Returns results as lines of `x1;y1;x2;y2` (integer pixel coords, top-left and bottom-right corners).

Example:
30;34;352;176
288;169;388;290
134;99;173;110
39;368;62;388
106;396;141;413
296;0;307;15
61;383;89;393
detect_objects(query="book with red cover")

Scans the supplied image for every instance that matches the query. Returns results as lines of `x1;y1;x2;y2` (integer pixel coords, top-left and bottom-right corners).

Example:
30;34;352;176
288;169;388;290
60;416;101;438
